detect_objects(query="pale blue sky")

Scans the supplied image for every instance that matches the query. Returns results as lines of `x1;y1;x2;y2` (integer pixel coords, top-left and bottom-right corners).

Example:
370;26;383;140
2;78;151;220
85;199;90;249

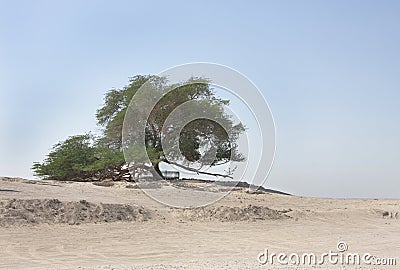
1;0;399;198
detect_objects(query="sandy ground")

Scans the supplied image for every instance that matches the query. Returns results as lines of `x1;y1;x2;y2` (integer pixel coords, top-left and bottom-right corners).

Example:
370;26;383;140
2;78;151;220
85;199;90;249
0;177;399;269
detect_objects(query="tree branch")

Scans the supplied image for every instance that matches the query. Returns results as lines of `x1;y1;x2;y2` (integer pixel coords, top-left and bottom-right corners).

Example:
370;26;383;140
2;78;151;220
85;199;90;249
164;160;233;179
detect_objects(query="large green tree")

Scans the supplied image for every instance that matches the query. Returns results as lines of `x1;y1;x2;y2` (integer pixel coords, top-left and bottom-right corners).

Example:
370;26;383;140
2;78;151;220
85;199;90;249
100;75;245;179
33;75;245;181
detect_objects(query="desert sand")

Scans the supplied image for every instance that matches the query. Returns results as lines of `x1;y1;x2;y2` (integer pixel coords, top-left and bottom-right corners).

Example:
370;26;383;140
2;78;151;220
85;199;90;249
0;177;399;270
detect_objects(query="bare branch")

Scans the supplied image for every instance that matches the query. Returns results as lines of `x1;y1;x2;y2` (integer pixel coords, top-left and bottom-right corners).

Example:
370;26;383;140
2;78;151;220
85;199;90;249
164;160;233;179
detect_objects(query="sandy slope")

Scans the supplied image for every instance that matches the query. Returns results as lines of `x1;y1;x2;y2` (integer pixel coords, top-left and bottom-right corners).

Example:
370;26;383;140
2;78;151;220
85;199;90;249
0;177;399;269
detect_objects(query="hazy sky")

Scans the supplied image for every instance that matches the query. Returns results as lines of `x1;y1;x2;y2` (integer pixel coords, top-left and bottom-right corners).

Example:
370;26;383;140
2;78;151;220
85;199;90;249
1;0;399;198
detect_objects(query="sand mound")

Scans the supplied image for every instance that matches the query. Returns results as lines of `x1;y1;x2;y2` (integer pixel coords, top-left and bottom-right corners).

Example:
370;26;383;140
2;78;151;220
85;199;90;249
0;199;290;226
0;199;150;226
173;205;291;222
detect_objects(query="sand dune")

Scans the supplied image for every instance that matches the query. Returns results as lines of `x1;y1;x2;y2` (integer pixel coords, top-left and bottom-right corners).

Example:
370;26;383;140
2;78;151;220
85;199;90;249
0;177;399;269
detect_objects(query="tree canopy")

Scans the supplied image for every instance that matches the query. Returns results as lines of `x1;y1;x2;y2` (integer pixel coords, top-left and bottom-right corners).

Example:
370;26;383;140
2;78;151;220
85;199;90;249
33;75;245;181
32;134;126;181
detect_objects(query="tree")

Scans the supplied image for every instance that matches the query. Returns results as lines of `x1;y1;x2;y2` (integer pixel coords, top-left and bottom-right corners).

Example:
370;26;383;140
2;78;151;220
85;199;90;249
100;75;245;179
33;134;96;180
33;75;245;181
32;134;129;181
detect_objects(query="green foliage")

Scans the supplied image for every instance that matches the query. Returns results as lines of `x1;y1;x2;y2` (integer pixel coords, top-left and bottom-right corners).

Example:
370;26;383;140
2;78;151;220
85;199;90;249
33;74;245;181
98;76;245;168
33;134;97;180
32;134;125;180
96;75;152;149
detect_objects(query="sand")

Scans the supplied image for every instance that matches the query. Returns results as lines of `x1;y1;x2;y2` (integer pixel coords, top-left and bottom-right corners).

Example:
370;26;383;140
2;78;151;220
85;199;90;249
0;177;399;269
